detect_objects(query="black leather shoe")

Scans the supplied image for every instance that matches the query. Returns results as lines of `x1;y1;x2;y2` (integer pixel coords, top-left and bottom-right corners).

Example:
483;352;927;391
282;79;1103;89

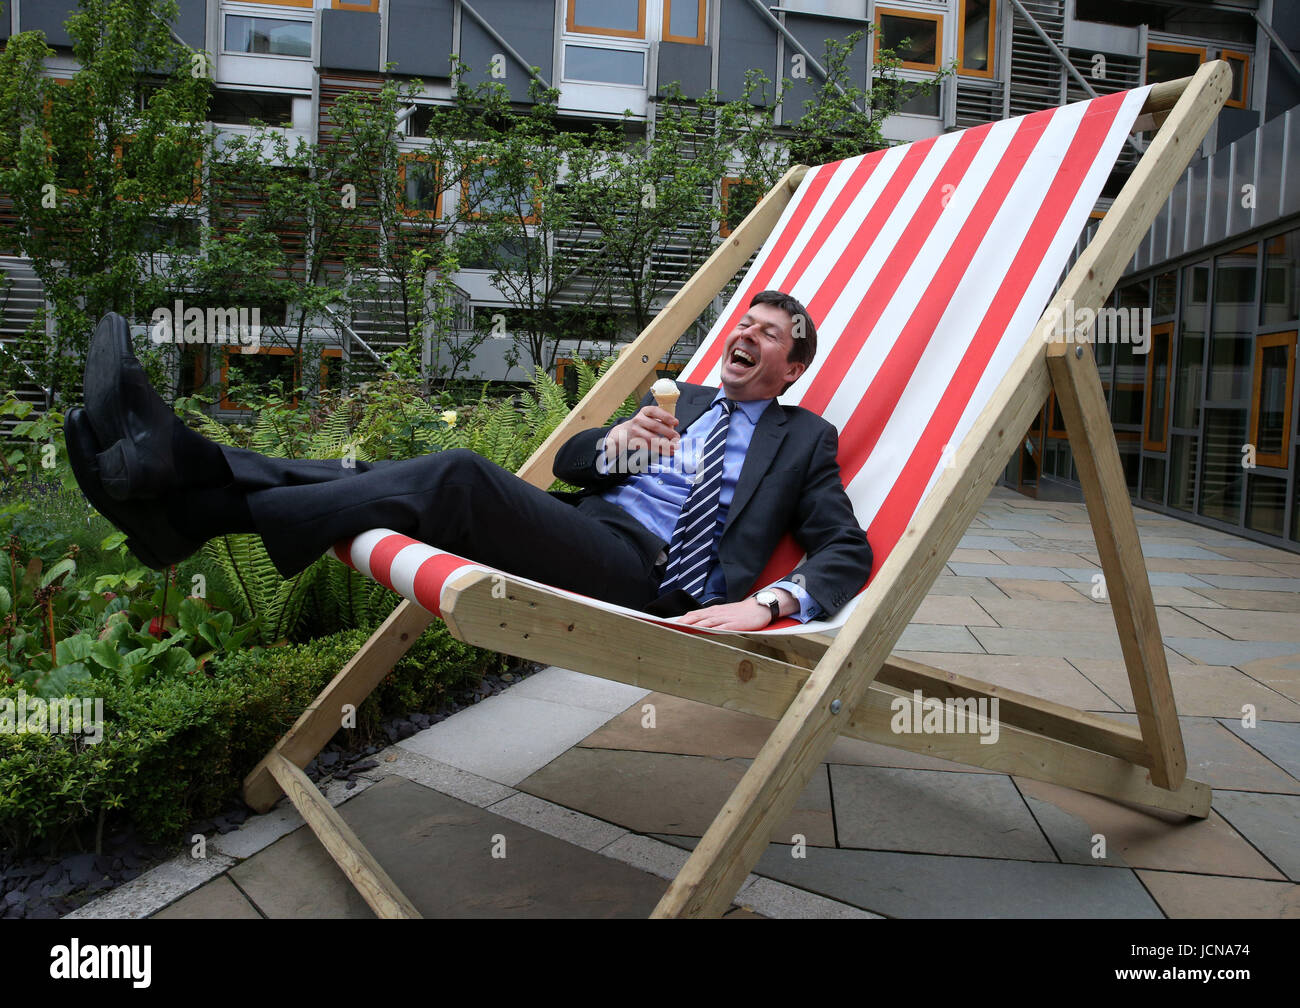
82;312;179;501
64;407;199;570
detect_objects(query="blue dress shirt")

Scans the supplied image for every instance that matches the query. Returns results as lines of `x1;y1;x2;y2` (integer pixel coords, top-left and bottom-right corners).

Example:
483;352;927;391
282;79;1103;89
598;390;822;622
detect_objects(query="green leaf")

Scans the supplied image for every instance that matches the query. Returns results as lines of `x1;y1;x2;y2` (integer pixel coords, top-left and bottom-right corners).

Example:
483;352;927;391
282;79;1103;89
99;531;128;551
54;634;93;665
40;558;76;588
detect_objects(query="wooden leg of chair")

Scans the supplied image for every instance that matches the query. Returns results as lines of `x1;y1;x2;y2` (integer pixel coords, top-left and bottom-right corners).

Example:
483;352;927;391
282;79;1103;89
243;599;436;812
266;753;421;919
1048;346;1186;790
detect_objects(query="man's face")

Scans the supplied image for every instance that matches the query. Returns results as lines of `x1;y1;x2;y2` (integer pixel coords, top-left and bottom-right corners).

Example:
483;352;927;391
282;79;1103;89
719;302;806;401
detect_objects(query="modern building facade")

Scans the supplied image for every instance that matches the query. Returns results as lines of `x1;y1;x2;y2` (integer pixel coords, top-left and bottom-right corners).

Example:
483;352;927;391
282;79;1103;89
1;0;1297;552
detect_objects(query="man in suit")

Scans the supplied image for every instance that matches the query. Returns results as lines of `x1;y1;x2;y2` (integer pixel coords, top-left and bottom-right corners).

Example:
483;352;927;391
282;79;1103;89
65;290;871;631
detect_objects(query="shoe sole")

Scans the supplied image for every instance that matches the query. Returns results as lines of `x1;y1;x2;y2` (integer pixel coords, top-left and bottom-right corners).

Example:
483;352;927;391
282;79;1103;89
82;312;175;501
64;408;196;570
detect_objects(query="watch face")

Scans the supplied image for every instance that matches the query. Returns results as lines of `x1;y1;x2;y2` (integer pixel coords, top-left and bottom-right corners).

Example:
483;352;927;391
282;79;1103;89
755;590;777;605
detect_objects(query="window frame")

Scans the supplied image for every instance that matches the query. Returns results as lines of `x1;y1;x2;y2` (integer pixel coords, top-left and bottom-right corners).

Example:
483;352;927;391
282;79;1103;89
397;152;445;221
1221;48;1251;109
460;156;542;226
332;0;379;11
222;11;314;60
662;0;706;46
566;0;647;40
1250;330;1296;469
875;6;946;74
1143;321;1175;453
219;345;299;411
1145;41;1206;85
955;0;996;79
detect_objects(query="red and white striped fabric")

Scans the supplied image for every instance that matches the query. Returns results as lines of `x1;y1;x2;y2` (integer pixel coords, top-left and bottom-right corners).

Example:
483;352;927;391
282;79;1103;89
334;85;1152;634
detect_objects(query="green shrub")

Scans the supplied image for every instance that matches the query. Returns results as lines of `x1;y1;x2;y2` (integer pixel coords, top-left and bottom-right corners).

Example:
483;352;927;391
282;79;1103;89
0;623;503;851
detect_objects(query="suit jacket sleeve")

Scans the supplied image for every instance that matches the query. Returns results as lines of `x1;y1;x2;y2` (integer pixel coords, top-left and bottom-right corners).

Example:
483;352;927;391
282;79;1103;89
780;422;873;617
552;392;655;491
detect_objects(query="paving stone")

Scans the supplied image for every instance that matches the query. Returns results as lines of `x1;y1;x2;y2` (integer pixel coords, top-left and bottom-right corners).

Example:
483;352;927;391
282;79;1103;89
1135;870;1300;918
949;563;1070;581
1209;791;1300;880
969;627;1129;660
1175;609;1300;643
972;597;1222;639
1219;720;1300;780
991;549;1099;568
397;692;614;786
955;535;1019;550
1014;778;1287;879
993;578;1096;602
910;595;1000;626
1192;575;1300;592
685;842;1163;918
519;748;835;846
1102;714;1300;794
735;876;880;919
154;875;261;919
228;776;667;917
1146;557;1283;576
580;691;774;760
896;624;986;653
1259;561;1300;578
379;747;517;808
927;575;1010;600
1163;637;1300;670
485;792;628;852
505;665;649;714
1238;654;1300;704
1058;567;1214;588
948;548;1004;563
1189;589;1300;613
896;651;1122;711
1210;545;1300;563
1133;542;1229;560
1069;657;1300;721
979;516;1068;531
829;765;1055;860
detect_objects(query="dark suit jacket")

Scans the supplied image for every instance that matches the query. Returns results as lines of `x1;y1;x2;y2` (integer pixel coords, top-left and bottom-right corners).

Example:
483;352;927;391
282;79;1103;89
551;382;872;618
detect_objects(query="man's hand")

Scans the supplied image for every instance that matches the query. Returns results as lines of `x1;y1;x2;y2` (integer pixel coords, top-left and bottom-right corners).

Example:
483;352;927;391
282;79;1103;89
602;405;679;471
674;589;796;631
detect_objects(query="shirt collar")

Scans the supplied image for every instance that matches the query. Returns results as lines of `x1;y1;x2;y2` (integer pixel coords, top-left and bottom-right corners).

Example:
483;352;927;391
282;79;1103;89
711;388;772;423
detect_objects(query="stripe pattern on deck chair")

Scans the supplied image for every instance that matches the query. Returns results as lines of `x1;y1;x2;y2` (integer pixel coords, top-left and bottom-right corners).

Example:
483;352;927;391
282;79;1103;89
332;85;1153;633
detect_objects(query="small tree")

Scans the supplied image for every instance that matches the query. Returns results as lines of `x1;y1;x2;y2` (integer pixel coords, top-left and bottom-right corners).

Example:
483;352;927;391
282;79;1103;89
0;0;210;403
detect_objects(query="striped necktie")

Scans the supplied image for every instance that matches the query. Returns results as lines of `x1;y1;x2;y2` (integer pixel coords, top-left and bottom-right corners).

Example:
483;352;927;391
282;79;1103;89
660;398;733;602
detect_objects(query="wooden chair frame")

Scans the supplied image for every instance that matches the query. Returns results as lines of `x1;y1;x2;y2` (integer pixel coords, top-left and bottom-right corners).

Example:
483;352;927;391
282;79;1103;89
242;64;1232;919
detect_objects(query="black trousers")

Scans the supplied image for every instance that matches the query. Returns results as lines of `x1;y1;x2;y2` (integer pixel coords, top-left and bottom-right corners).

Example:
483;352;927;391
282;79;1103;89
222;446;667;610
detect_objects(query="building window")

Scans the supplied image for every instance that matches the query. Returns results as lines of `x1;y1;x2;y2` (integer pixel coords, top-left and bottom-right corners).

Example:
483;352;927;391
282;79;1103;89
1251;331;1295;469
1262;229;1299;325
1146;42;1205;85
567;0;646;39
720;177;763;238
220;347;299;410
224;14;312;58
872;75;942;117
1143;322;1174;452
956;0;995;78
876;7;944;72
663;0;706;45
333;0;379;10
562;45;646;86
229;0;311;6
209;89;295;127
462;160;541;224
1207;244;1257;403
398;154;444;219
1221;49;1250;109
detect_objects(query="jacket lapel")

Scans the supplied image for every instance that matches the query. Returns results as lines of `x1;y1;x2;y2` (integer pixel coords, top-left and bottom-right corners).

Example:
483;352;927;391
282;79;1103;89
723;400;787;534
674;384;714;435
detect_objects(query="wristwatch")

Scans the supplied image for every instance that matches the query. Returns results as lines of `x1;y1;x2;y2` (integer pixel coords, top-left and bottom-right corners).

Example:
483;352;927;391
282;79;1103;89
753;589;781;625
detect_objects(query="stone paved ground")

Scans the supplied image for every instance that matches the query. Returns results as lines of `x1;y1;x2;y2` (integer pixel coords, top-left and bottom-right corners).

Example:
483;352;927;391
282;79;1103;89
71;487;1300;918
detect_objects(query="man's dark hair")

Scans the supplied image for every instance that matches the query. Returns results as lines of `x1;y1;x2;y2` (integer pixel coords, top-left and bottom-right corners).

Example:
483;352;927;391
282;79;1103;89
750;289;818;370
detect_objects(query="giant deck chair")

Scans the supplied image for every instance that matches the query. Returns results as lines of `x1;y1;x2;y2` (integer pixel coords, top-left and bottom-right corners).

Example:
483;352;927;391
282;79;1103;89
242;65;1232;918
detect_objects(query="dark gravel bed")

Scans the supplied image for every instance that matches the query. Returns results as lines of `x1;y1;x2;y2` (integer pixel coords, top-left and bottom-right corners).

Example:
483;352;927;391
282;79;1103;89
1;664;542;919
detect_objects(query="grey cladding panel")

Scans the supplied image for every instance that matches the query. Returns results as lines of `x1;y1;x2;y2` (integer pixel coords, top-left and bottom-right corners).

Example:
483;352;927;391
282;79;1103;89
1206;148;1230;247
657;41;712;98
459;0;554;103
1284;110;1300;218
1216;107;1260;150
388;0;454;78
20;1;75;47
779;14;867;125
1257;112;1287;219
319;9;381;72
1186;159;1209;251
1227;131;1256;237
717;0;776;103
1167;177;1187;259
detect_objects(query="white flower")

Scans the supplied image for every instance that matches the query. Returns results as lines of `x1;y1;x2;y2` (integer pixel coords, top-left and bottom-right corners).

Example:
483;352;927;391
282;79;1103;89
441;409;458;427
